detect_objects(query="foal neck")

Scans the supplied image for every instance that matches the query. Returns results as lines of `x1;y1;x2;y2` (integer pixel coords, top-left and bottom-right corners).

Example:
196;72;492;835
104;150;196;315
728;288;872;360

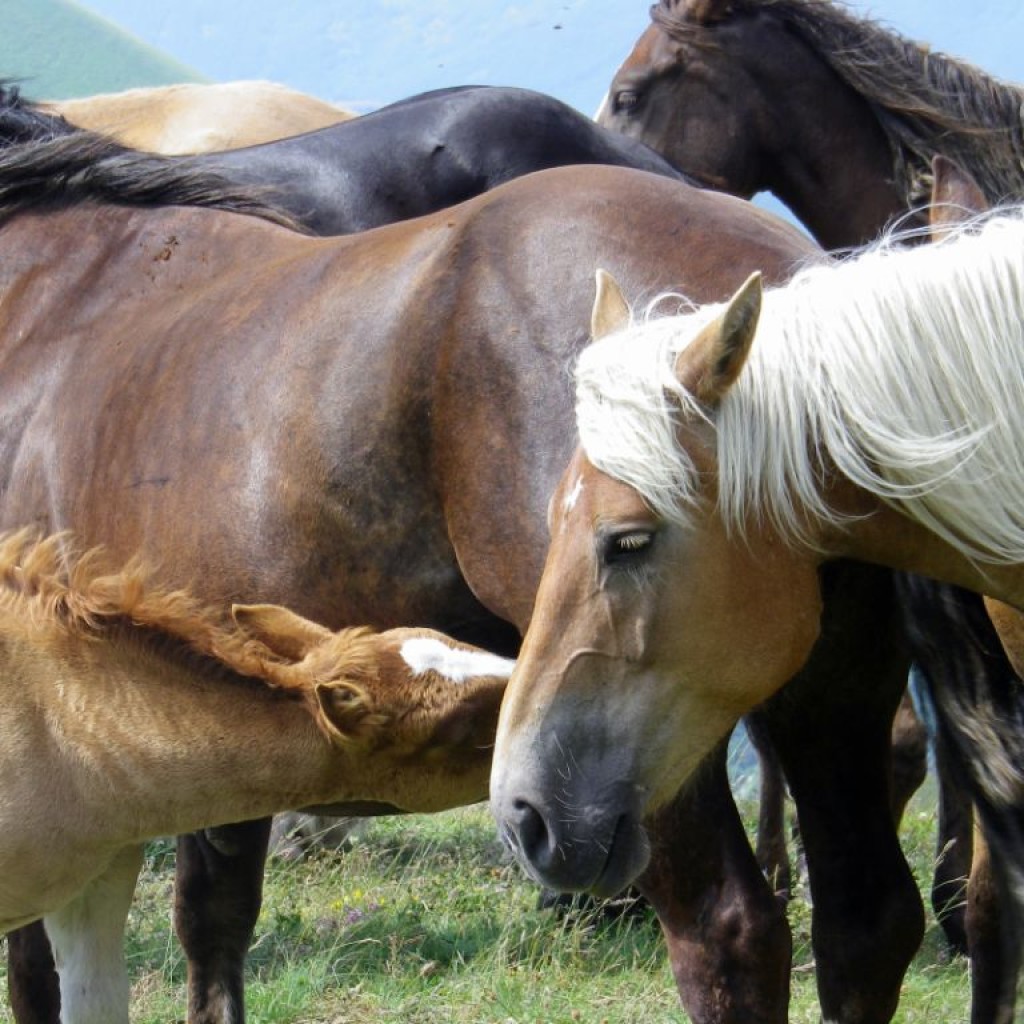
20;626;355;844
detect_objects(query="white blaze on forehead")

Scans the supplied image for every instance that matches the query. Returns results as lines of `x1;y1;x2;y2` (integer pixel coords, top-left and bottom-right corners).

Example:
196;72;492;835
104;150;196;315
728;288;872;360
400;637;515;683
563;475;585;515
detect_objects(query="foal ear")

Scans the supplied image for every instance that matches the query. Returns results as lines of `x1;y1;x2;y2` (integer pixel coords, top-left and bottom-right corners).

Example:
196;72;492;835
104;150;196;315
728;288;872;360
675;272;762;406
591;268;631;340
231;603;333;661
929;155;988;239
314;681;387;743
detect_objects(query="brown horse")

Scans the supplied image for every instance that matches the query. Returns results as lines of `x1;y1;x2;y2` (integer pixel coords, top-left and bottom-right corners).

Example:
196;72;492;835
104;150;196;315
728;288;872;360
597;0;1024;249
600;0;1021;992
0;530;509;1022
0;134;920;1024
490;192;1024;1004
44;80;354;154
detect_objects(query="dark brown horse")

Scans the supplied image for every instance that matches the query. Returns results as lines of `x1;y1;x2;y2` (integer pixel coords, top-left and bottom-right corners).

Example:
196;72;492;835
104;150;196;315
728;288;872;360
598;0;1024;248
0;132;923;1024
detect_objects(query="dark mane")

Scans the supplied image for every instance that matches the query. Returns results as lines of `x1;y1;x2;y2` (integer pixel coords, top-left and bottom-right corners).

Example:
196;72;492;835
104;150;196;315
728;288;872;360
0;82;77;144
652;0;1024;208
0;87;303;230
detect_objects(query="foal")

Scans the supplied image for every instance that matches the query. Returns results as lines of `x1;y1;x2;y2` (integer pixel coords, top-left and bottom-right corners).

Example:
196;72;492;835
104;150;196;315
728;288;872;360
0;530;511;1023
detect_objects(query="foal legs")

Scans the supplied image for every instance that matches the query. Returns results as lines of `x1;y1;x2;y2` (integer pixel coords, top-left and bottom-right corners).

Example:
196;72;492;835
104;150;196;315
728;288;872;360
42;844;145;1024
174;817;272;1024
639;741;792;1024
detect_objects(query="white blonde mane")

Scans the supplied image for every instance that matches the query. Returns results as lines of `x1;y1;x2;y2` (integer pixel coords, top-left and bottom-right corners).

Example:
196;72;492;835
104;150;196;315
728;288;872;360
576;208;1024;563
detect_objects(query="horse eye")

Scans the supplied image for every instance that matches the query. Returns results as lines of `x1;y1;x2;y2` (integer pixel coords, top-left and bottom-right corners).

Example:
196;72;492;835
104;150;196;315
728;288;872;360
614;90;641;113
604;528;654;565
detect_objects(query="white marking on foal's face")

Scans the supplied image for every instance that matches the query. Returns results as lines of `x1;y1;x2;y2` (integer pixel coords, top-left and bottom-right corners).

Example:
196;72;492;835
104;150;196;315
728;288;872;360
400;638;515;683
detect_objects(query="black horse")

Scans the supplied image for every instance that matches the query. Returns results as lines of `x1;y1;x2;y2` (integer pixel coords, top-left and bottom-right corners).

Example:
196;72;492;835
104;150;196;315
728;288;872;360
1;83;693;232
203;85;696;232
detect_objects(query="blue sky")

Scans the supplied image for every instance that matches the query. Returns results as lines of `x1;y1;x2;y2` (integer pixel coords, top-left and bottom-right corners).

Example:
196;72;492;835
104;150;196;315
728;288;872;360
78;0;1024;116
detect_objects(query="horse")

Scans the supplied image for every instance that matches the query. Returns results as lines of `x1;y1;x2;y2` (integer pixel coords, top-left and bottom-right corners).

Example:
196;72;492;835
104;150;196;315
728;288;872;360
596;0;1024;250
0;530;510;1022
42;80;354;154
0;128;923;1024
12;83;696;233
599;0;1022;983
490;203;1024;976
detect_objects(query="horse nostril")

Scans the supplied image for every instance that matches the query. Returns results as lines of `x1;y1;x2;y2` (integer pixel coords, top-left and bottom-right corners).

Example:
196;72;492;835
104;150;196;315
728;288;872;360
508;797;556;868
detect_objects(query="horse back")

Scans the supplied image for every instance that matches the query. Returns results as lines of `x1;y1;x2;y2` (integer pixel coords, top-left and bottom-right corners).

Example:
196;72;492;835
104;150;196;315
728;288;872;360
0;166;817;645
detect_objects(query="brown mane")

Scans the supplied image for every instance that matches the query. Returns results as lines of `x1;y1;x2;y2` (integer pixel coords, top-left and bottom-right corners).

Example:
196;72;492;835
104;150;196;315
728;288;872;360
652;0;1024;208
0;530;381;741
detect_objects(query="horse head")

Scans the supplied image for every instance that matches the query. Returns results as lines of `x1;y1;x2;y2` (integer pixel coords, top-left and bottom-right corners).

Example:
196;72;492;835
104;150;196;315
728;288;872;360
490;272;824;895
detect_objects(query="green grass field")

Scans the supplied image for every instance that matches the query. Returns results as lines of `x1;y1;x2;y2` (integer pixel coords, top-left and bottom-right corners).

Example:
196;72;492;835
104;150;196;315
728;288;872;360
0;785;971;1023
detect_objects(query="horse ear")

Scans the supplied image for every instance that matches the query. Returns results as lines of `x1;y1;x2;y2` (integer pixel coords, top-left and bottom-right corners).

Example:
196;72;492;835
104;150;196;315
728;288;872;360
314;681;388;742
231;603;332;661
675;272;762;406
929;155;988;239
591;269;631;340
682;0;733;24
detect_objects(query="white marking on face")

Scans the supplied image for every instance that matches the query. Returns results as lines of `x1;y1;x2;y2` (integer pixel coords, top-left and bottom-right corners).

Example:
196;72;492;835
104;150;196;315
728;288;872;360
563;475;584;515
594;92;610;121
400;637;515;683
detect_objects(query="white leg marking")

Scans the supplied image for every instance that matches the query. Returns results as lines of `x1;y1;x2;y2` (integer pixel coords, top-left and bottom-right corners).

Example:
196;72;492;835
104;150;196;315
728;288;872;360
44;844;144;1024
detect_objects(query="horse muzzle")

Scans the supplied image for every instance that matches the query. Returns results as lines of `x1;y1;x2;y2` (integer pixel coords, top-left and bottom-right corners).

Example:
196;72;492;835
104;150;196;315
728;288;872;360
492;777;650;897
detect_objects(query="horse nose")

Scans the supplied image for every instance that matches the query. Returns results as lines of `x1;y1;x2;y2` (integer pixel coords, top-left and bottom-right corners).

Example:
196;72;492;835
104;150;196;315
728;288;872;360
500;796;560;876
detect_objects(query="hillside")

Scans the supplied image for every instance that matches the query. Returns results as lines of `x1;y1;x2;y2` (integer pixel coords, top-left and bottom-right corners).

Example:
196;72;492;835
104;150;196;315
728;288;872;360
3;0;206;100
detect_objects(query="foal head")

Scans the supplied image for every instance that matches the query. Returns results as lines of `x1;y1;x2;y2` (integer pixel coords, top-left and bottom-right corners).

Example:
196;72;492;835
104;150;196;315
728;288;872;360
233;604;514;811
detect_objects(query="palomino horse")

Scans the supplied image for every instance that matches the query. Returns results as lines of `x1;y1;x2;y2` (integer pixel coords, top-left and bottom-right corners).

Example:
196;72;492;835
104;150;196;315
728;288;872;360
491;205;1024;1002
0;530;510;1022
44;80;353;154
0;128;920;1024
599;0;1021;980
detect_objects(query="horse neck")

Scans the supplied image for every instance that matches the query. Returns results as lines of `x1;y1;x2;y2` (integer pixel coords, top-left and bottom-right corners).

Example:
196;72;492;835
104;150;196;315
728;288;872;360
15;624;360;844
821;493;1024;613
718;227;1024;605
734;13;907;248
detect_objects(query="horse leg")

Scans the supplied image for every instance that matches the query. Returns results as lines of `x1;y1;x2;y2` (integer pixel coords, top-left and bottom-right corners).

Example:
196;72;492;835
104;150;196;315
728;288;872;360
758;563;923;1024
744;717;792;900
639;738;791;1024
967;824;1018;1024
898;580;1024;1024
888;690;928;825
175;818;272;1024
931;725;972;956
42;844;145;1024
6;923;60;1024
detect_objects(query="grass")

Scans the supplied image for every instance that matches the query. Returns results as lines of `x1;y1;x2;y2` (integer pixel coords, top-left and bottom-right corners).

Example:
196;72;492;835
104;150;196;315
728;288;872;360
0;785;970;1023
